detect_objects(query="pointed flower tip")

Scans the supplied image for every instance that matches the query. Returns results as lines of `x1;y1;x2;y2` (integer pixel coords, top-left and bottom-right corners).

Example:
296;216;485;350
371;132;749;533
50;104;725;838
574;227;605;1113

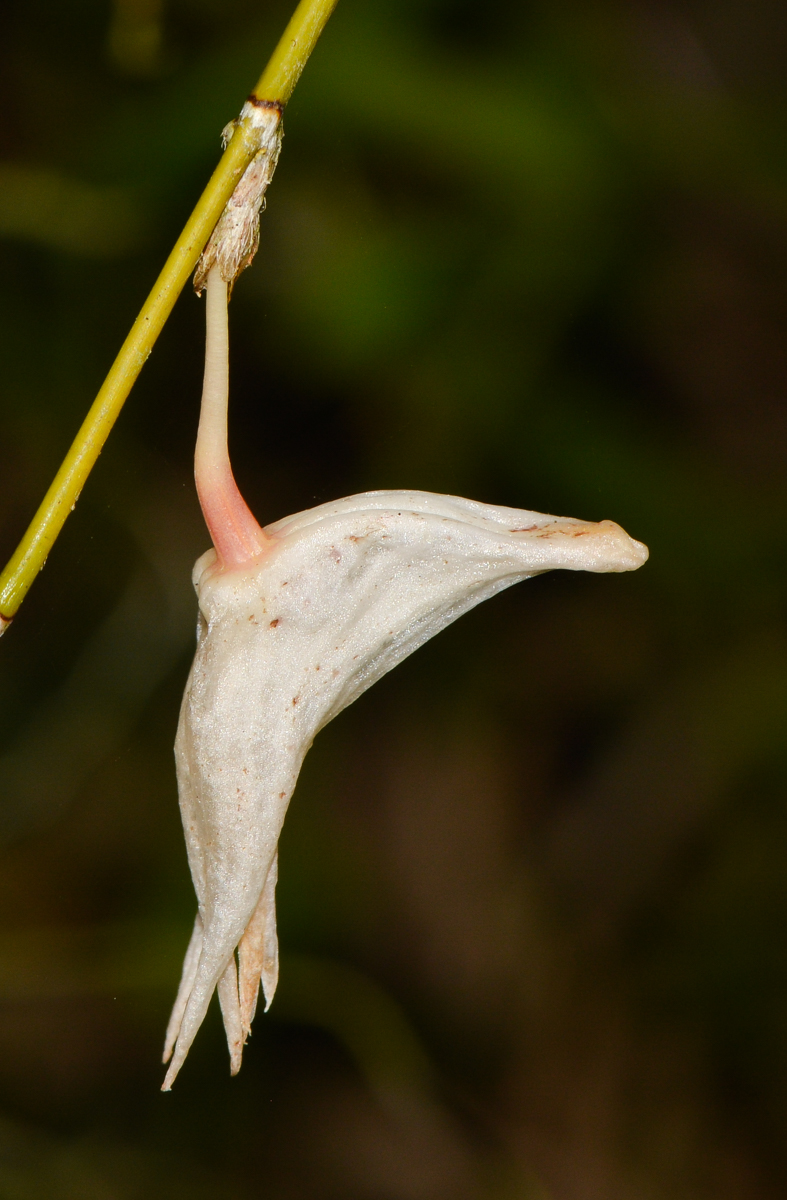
161;1058;182;1091
164;490;648;1081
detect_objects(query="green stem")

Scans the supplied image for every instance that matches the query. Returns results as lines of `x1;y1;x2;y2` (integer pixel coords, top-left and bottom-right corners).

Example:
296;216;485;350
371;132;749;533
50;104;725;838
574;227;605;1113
0;0;339;631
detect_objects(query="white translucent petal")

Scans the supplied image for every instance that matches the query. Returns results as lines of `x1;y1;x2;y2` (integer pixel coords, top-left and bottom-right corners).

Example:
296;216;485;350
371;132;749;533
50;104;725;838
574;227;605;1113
163;490;648;1086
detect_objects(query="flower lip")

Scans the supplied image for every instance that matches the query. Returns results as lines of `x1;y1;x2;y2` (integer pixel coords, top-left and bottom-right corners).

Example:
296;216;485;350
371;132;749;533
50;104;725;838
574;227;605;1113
192;493;648;595
256;490;649;575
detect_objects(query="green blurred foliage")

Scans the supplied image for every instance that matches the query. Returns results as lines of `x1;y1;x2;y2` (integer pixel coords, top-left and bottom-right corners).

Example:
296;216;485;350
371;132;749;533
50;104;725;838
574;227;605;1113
1;0;787;1197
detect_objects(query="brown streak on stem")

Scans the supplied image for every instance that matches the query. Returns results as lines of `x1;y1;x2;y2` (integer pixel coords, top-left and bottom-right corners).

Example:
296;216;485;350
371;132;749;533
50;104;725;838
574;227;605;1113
246;96;285;113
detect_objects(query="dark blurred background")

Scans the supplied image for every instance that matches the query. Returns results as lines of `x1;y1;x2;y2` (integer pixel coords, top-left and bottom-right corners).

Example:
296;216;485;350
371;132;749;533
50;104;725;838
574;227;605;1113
1;0;787;1196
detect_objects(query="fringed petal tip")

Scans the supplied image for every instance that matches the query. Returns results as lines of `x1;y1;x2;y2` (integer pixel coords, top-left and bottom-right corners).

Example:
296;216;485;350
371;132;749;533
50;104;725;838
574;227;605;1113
161;856;280;1088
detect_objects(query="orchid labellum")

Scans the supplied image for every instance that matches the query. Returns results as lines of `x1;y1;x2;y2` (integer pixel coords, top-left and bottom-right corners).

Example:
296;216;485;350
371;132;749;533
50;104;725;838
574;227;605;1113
161;267;649;1089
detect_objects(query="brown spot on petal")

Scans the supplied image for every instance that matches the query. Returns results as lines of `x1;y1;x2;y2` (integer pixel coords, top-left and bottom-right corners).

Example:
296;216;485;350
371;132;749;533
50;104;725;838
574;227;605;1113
269;619;280;628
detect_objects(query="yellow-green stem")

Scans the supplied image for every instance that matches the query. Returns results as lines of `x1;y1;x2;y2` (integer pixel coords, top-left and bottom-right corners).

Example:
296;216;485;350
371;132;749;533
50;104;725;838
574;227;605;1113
0;0;338;629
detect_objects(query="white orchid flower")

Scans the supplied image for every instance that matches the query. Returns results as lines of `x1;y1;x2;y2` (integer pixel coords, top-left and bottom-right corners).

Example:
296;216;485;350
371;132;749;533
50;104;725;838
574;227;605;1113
162;269;648;1089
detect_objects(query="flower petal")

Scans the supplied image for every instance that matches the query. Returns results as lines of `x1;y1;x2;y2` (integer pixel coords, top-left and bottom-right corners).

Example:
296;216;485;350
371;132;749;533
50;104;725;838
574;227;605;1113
163;491;648;1086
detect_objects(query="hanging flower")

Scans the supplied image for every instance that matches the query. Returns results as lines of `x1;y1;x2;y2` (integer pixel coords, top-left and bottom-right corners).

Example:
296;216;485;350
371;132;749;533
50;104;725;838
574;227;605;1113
161;270;648;1089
